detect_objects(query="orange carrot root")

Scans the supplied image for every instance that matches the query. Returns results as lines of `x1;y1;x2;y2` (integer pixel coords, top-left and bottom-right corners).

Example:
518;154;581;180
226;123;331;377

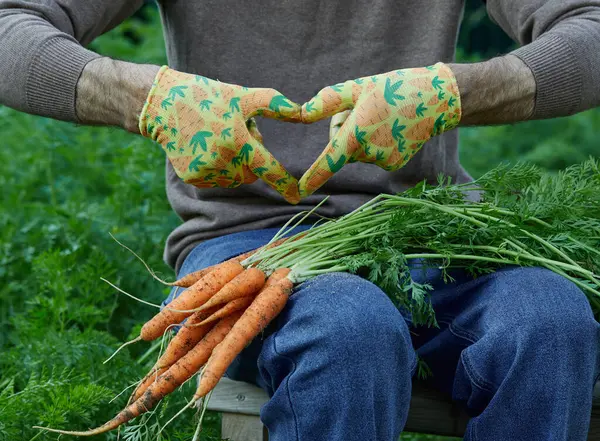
197;268;289;326
128;311;243;421
153;306;219;370
172;238;289;288
198;296;255;326
194;267;266;313
128;366;168;405
194;270;292;399
141;260;244;341
172;252;251;288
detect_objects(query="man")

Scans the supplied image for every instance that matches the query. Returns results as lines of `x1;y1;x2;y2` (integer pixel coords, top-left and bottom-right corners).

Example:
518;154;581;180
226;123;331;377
1;1;599;440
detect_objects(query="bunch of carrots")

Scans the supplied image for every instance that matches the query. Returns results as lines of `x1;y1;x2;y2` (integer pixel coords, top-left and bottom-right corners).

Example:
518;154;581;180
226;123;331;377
34;159;600;437
35;240;295;437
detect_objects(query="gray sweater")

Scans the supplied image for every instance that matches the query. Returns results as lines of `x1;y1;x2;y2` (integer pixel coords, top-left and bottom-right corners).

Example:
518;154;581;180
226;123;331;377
1;0;600;270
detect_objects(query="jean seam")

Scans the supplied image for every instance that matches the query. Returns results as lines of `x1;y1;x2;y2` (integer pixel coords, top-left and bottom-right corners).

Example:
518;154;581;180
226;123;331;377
270;331;301;441
460;350;496;393
447;322;480;344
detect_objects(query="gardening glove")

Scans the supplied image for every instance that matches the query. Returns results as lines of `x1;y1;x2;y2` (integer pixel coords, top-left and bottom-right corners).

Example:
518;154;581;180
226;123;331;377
139;66;302;204
299;62;461;197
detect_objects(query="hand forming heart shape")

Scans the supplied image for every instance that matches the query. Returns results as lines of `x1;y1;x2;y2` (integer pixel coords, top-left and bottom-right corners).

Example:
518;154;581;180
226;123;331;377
138;63;461;204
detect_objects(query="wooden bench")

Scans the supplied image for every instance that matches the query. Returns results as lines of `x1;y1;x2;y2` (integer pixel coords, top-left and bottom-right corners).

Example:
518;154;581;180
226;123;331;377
208;378;600;441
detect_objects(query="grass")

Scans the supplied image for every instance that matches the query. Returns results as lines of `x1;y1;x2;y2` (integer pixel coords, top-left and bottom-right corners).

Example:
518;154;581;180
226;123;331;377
0;7;597;441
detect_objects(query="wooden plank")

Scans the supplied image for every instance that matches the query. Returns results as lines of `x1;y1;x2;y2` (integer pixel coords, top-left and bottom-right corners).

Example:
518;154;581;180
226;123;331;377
404;383;468;437
210;378;600;438
221;412;267;441
208;378;268;416
590;383;600;441
209;378;468;436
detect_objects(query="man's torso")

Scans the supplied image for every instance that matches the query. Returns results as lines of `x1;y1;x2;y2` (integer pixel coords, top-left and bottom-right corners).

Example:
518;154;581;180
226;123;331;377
158;0;471;269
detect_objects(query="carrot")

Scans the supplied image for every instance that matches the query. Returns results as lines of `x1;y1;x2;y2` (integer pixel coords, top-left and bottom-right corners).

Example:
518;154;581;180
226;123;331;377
128;366;168;405
35;312;243;437
194;267;266;313
194;270;292;399
141;260;244;341
172;267;213;288
153;305;220;370
198;296;254;326
126;312;243;427
263;268;290;286
128;306;217;404
173;238;289;288
173;252;252;288
197;267;290;326
128;305;221;403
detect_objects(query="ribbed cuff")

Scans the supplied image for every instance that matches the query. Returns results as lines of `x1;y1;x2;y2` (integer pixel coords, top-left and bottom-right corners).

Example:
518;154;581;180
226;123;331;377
26;36;100;122
511;34;582;119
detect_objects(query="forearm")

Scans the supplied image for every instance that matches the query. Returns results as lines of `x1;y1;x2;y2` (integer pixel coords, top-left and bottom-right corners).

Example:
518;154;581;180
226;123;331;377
449;55;536;126
75;58;160;133
485;1;600;119
0;0;142;121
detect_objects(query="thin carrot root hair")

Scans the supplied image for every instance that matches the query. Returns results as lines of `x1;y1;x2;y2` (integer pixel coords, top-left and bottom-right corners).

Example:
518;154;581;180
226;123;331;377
103;304;179;366
192;388;214;441
101;278;162;309
158;398;196;437
103;336;142;364
110;380;142;405
109;232;176;286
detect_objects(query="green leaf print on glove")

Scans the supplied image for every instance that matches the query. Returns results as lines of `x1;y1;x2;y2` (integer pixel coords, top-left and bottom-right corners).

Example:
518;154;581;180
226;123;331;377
139;66;302;204
299;62;462;197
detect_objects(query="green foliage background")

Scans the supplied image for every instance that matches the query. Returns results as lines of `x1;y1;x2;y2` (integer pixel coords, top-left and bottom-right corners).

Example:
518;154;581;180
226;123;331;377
0;3;598;440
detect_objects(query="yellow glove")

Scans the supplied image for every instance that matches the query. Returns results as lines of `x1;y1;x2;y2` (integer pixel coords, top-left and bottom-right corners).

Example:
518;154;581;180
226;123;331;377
139;66;302;204
300;63;461;197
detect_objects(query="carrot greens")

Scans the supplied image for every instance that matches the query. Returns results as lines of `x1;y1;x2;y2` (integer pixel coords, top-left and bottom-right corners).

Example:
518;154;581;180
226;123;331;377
246;159;600;326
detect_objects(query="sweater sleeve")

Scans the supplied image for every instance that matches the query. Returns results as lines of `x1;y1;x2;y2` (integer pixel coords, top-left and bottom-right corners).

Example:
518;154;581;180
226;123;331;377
0;0;144;122
486;0;600;119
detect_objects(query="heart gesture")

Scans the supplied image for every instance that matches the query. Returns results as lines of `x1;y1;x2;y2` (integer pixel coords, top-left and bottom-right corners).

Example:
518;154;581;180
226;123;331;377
139;63;462;204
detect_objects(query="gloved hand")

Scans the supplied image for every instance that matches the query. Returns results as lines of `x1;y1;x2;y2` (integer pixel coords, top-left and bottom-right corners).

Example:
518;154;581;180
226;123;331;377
139;66;302;204
299;62;461;197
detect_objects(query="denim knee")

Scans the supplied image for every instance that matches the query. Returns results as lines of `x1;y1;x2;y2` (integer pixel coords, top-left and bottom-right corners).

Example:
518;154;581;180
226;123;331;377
268;272;416;372
456;267;600;400
257;273;415;441
503;267;597;334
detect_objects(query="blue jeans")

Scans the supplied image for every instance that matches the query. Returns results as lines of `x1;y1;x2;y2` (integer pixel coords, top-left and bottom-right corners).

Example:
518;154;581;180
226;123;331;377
166;228;600;441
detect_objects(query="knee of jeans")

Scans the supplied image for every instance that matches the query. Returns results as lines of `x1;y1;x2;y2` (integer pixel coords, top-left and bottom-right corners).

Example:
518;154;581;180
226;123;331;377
492;269;599;361
516;267;595;323
497;267;594;322
279;272;414;363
